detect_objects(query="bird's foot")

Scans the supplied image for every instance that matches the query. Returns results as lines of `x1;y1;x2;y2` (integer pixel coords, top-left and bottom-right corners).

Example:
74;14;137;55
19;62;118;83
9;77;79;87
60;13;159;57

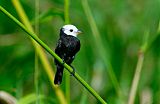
70;65;76;76
62;53;66;65
62;59;65;65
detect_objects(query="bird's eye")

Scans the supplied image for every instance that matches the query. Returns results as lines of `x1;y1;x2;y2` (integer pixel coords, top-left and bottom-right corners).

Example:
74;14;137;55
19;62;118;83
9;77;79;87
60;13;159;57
70;29;73;32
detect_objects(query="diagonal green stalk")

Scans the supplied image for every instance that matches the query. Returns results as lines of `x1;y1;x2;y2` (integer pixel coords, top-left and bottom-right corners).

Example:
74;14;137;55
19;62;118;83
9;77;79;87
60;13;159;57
82;0;122;96
64;0;70;103
0;6;107;104
11;0;67;104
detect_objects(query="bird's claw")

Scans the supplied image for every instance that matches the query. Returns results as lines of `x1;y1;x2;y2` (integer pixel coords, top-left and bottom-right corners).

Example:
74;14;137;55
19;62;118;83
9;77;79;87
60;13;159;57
62;59;65;65
70;65;76;76
61;53;66;65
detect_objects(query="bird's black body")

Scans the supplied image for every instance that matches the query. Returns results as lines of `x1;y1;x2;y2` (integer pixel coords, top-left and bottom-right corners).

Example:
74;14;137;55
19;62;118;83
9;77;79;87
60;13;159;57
54;28;80;85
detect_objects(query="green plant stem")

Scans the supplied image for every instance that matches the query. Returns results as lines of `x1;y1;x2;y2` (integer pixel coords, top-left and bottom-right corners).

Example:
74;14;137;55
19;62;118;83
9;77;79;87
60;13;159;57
82;0;122;96
127;31;149;104
64;0;70;103
11;0;67;104
35;0;40;104
128;22;160;104
127;52;144;104
146;21;160;52
127;31;148;104
128;21;160;104
64;0;69;24
0;6;107;104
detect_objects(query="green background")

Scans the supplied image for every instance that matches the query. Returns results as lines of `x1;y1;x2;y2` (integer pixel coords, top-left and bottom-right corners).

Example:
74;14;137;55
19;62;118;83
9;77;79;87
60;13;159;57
0;0;160;104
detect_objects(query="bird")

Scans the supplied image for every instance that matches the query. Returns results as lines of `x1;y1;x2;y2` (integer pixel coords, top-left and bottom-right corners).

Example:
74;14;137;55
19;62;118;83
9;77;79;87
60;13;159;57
54;24;81;85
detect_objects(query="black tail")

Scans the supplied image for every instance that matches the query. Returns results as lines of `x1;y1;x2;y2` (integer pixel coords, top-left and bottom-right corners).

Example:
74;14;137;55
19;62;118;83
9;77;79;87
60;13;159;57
54;65;64;85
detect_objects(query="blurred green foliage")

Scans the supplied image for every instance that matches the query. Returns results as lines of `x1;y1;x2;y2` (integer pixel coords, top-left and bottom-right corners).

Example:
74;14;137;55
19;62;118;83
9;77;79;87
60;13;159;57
0;0;160;104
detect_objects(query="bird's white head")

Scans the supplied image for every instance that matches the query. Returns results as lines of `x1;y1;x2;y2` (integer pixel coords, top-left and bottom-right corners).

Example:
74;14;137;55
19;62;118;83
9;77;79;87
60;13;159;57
62;24;81;37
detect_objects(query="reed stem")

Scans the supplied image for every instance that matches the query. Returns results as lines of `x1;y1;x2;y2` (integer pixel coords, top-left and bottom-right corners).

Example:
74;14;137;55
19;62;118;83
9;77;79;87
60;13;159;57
64;0;70;103
0;6;107;104
10;1;67;104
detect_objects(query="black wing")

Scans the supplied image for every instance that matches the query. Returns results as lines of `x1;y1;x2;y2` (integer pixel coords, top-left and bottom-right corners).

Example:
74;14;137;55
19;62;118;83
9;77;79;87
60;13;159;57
55;39;66;58
64;37;80;64
54;39;65;85
55;36;80;64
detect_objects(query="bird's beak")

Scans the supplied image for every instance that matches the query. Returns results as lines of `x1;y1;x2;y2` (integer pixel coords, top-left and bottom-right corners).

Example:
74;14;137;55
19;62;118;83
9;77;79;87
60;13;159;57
76;30;82;35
